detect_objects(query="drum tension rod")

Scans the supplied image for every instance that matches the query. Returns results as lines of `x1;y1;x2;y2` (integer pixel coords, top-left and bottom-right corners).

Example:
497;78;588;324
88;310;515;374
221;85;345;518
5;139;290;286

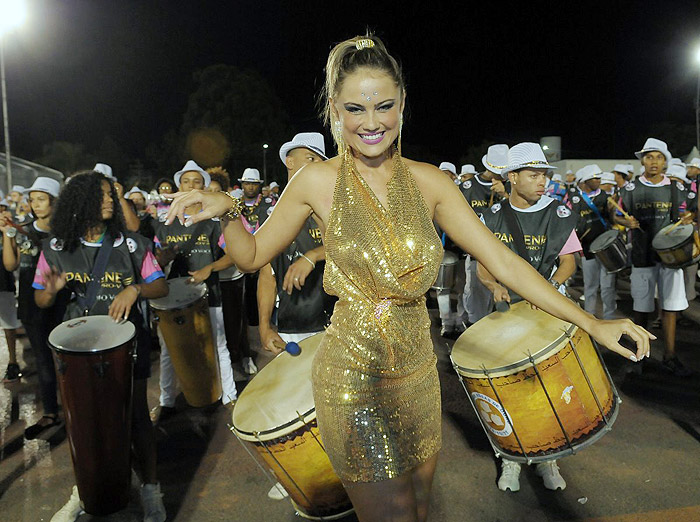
481;364;532;464
565;334;608;425
296;411;326;452
254;430;315;510
527;352;575;456
227;424;281;493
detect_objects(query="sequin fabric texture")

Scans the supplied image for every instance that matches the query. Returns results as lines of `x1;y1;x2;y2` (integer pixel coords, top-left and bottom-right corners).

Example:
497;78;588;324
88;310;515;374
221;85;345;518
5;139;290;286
312;149;444;483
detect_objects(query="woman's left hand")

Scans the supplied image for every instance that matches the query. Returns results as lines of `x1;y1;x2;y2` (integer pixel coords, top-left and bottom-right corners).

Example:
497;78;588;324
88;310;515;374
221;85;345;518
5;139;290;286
108;286;139;321
587;318;655;362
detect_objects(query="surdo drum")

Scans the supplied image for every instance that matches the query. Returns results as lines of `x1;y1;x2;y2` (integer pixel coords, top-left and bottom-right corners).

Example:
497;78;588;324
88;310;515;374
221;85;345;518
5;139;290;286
432;250;459;291
49;316;136;516
230;333;353;520
450;301;621;463
150;277;222;407
589;229;629;273
652;223;700;269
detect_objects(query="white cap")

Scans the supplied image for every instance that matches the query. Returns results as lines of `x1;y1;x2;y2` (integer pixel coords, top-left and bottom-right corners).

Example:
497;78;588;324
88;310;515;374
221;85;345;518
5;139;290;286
687;157;700;169
93;163;116;181
576;164;603;184
666;164;689;183
24;177;60;198
600;172;616;185
269;181;279;189
279;132;327;164
481;144;509;175
439;162;456;175
239;168;263;183
635;138;672;164
626;164;635;174
612;164;630;175
460;164;477;175
501;142;557;175
174;160;211;188
551;173;563;182
10;185;25;193
125;186;149;199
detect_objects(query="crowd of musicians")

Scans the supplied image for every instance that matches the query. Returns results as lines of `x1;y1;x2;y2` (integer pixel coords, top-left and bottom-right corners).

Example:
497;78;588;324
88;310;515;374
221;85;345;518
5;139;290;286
0;131;695;520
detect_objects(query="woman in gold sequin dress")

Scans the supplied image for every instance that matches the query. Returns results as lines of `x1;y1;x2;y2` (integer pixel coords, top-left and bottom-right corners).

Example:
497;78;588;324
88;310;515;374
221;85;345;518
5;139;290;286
166;36;653;522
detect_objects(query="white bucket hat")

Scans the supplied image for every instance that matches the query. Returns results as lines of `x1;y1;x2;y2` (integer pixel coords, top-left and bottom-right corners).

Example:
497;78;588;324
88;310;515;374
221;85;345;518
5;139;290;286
600;172;616;185
669;158;685;168
278;133;327;164
269;181;279;189
635;138;672;164
501;142;557;175
460;164;477;175
10;185;25;194
481;144;509;175
687;157;700;169
666;164;689;183
438;162;456;175
576;164;603;184
24;177;60;198
239;168;263;183
551;173;563;182
612;163;630;175
174;160;211;188
93;163;116;181
125;186;149;199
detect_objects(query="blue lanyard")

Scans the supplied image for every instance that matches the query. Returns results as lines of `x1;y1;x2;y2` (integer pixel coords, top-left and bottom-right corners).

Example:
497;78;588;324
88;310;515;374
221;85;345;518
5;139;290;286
579;190;608;229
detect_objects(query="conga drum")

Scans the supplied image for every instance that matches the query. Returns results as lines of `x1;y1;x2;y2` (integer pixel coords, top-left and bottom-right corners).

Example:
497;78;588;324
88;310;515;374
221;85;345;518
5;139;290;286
589;229;629;273
652;223;700;269
230;333;353;520
432;250;459;290
150;277;222;407
450;301;620;463
49;317;136;516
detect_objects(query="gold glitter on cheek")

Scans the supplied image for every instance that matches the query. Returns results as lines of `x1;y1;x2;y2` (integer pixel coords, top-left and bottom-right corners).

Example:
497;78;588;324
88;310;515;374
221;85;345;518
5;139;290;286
312;150;444;483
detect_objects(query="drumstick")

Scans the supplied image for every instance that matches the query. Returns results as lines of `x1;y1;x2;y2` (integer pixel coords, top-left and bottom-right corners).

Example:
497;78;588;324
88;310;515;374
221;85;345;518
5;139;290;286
664;219;685;235
607;197;632;221
579;228;591;240
489;190;495;207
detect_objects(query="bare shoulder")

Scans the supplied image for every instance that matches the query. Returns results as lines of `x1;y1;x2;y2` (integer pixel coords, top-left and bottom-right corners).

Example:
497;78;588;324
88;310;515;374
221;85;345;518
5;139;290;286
291;157;339;188
402;157;458;208
402;157;444;181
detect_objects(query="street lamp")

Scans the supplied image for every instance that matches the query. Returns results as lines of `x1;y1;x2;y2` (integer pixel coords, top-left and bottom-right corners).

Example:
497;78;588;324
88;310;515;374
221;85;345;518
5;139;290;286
262;143;269;180
0;0;27;192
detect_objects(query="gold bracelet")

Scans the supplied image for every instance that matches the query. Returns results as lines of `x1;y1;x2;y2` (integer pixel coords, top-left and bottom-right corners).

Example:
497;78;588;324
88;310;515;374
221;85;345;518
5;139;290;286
299;253;316;269
219;191;243;220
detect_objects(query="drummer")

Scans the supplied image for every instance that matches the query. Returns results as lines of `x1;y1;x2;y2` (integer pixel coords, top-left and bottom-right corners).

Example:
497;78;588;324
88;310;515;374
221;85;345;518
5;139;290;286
152;160;238;420
476;142;581;492
32;170;168;521
458;163;477;183
614;138;695;377
569;165;617;319
257;132;332;501
460;145;509;324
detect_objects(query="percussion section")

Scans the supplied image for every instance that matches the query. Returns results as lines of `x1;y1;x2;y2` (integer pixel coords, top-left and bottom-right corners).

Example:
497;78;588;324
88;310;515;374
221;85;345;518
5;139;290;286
150;277;222;407
49;316;136;516
451;301;621;463
230;333;354;521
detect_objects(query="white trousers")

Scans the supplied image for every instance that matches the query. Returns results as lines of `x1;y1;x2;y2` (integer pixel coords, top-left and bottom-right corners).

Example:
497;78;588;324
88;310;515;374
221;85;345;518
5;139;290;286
461;257;493;324
159;306;237;407
582;257;617;320
683;263;697;301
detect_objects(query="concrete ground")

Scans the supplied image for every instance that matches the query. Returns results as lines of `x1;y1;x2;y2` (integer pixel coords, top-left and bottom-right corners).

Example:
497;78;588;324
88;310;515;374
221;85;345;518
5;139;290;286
1;274;699;521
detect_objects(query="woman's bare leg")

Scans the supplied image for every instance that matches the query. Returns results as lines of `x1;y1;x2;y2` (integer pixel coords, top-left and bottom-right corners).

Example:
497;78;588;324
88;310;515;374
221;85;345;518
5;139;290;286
412;454;438;522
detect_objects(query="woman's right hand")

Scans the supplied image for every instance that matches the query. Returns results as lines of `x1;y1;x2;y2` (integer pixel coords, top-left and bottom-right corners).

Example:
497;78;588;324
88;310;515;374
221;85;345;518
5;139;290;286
165;190;233;227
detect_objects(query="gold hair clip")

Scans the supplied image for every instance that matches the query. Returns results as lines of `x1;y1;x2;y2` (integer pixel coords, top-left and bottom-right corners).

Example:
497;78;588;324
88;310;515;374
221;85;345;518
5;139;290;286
355;39;375;50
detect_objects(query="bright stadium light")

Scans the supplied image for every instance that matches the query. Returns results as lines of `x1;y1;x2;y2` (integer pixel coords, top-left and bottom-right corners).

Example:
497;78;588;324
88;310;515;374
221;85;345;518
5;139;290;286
0;0;27;36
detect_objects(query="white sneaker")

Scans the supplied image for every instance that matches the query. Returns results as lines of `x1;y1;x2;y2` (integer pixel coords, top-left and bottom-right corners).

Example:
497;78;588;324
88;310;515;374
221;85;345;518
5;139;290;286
243;357;258;375
51;485;84;522
267;482;289;500
536;460;567;490
497;460;521;492
141;483;167;522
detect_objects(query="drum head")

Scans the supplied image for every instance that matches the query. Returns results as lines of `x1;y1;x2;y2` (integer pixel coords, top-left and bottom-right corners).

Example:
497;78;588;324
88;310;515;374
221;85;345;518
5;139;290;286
451;301;575;378
49;316;135;354
149;277;207;310
232;333;323;442
589;229;620;252
652;223;693;250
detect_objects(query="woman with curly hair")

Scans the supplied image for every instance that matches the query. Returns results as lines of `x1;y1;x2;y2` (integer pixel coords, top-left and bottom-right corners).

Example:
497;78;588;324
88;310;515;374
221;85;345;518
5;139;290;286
33;171;168;522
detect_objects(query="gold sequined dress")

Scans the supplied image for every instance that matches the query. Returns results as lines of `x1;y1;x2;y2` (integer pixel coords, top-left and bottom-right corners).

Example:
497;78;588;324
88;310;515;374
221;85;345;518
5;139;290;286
313;150;443;483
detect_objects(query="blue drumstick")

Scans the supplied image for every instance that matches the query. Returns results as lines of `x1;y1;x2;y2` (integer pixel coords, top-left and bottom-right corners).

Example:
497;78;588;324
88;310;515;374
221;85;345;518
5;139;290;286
285;342;301;356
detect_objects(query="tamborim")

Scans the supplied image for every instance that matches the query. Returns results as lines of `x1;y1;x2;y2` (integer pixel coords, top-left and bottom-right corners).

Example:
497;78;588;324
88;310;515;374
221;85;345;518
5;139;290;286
231;333;353;521
652;223;700;269
450;301;620;462
150;277;221;407
49;316;136;516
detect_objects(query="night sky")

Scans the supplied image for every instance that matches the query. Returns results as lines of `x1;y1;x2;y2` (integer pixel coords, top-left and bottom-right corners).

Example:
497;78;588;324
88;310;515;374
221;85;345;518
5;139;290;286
3;0;700;174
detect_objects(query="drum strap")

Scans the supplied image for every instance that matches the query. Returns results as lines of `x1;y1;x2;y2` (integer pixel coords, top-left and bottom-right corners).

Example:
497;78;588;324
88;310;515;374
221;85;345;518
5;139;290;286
501;202;529;260
77;233;114;315
579;191;608;229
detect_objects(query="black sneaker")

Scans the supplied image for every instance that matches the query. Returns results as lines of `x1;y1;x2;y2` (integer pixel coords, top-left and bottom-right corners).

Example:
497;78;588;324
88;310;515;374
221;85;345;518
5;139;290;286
3;363;21;383
662;356;693;377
